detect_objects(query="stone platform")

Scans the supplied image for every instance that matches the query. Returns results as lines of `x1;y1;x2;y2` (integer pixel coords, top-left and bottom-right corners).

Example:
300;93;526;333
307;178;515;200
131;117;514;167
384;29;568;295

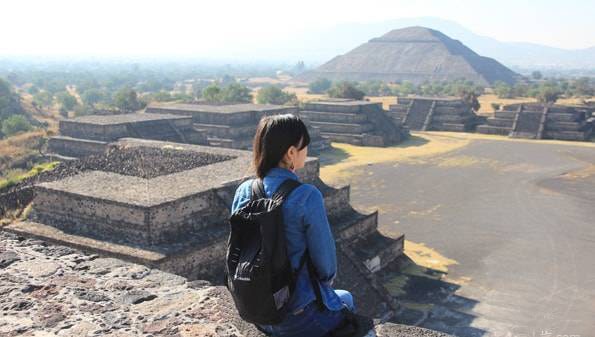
48;113;208;158
388;97;479;132
145;103;331;154
299;100;409;146
477;103;594;141
0;231;450;337
5;138;404;319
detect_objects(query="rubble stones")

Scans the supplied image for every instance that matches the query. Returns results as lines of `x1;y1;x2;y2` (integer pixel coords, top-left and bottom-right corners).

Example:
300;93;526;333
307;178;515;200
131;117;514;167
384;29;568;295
0;231;450;337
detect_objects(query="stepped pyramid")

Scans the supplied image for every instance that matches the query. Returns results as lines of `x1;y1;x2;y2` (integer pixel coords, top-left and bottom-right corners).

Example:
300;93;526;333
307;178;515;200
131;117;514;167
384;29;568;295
302;26;518;85
299;99;409;146
47;113;208;159
477;103;593;141
389;96;479;132
146;103;330;154
6;138;404;318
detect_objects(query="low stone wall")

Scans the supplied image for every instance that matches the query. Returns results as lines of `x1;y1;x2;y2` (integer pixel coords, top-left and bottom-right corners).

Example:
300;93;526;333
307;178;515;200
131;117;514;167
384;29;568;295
48;136;110;158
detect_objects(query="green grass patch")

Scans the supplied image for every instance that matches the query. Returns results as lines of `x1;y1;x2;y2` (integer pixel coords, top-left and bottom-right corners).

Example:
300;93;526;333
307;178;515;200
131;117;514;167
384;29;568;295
0;161;59;190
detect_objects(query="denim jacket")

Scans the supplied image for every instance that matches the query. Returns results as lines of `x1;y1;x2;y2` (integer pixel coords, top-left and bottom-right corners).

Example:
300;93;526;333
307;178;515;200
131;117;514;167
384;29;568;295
230;167;344;313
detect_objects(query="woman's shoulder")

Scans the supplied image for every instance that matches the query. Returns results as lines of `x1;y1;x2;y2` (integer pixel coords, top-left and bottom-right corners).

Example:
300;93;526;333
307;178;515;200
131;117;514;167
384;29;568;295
289;182;322;206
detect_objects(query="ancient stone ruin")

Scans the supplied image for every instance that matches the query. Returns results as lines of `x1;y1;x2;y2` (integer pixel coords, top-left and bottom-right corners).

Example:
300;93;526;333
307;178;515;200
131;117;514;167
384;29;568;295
476;103;594;141
145;102;331;154
388;97;479;132
5;138;405;319
299;99;409;146
47;113;207;159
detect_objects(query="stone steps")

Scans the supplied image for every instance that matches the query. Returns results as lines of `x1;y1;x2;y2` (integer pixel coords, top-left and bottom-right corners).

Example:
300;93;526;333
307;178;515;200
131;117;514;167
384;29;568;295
431;114;475;123
544;130;593;141
430;123;469;132
494;111;517;119
331;209;378;242
299;110;368;123
484;117;514;128
206;136;253;150
547;112;584;122
194;123;256;138
348;231;405;273
320;131;364;145
476;125;511;136
545;121;584;131
304;102;365;113
310;121;375;134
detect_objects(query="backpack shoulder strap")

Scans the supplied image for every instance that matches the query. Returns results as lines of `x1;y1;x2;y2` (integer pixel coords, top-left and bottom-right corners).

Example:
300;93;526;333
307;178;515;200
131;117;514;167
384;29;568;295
250;178;266;200
272;178;301;202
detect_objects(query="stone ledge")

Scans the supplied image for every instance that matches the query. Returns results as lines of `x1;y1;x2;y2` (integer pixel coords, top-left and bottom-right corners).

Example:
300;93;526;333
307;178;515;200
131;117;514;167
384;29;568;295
0;230;451;337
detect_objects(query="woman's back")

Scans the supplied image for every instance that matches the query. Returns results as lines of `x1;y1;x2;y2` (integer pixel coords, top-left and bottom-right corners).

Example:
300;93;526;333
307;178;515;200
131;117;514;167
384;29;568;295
228;113;354;336
231;167;344;314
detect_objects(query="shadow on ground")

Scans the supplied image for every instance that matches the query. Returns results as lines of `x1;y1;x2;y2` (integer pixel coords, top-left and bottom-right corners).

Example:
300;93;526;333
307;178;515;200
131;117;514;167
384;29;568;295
382;256;487;337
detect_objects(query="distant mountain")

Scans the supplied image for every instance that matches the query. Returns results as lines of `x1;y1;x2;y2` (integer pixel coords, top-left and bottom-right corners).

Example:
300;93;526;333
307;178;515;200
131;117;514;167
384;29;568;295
274;17;595;70
300;27;518;85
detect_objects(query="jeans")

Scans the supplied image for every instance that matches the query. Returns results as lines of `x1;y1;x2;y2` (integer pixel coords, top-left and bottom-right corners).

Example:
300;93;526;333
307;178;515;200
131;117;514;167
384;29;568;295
257;289;355;337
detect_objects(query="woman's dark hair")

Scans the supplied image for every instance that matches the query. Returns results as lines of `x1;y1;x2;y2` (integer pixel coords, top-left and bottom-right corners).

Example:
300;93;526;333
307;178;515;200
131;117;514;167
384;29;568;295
253;113;310;178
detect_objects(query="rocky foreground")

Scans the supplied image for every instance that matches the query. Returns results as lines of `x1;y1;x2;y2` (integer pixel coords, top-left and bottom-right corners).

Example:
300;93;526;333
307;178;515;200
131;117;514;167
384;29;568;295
0;231;449;337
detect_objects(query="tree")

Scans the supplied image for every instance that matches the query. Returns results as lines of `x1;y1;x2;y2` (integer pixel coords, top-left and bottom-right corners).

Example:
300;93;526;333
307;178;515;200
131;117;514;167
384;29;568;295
308;78;332;94
219;83;252;103
153;91;174;102
113;88;141;112
256;86;297;105
81;89;104;107
327;81;365;100
571;77;593;97
536;85;561;104
56;92;78;111
531;71;543;80
0;78;24;121
494;81;514;98
33;91;54;110
202;84;222;103
460;90;480;112
1;115;32;137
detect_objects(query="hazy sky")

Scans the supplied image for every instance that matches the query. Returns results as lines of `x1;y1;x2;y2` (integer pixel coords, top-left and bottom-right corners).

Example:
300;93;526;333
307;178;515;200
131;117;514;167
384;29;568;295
2;0;594;57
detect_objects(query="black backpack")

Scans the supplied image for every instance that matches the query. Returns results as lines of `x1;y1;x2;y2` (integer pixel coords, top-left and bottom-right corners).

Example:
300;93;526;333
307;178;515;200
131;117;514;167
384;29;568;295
224;178;323;325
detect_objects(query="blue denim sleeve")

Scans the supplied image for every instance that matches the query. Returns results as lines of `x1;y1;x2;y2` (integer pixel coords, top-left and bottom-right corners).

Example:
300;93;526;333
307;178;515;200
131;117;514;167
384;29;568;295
303;186;337;286
231;179;251;213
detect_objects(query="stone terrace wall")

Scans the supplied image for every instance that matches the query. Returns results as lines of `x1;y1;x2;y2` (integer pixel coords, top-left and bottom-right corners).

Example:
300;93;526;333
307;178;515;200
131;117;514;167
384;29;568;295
0;231;451;337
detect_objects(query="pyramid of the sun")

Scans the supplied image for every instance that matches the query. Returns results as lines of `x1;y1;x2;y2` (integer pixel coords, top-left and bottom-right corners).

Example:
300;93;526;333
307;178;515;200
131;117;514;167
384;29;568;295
302;26;518;85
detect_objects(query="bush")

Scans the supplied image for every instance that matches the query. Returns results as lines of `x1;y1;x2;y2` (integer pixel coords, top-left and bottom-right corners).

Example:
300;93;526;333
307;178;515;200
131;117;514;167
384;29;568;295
56;91;78;111
308;78;332;94
256;86;297;105
328;81;365;100
113;88;142;112
1;115;33;137
201;83;252;104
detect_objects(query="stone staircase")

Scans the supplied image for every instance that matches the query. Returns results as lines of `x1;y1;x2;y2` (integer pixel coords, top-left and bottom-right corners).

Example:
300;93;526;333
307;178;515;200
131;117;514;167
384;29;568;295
389;97;478;132
300;100;408;146
477;103;593;141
